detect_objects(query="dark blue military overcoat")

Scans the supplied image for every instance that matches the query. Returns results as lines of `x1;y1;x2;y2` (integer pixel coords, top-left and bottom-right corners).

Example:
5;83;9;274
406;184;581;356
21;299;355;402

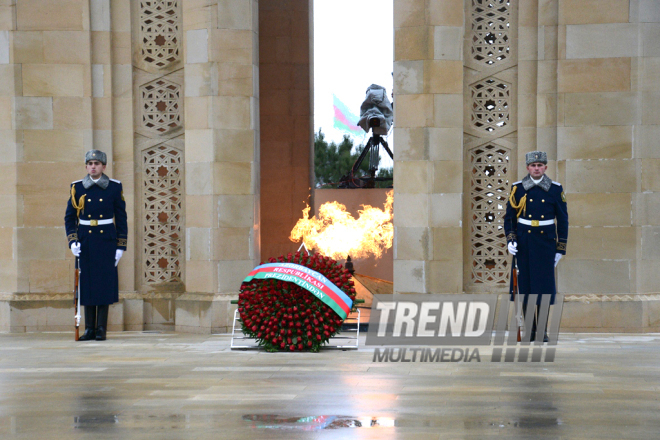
65;174;128;306
504;175;568;305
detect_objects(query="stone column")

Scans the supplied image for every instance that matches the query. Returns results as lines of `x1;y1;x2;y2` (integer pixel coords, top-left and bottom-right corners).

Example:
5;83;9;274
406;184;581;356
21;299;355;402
635;0;660;315
178;0;260;332
556;0;639;329
0;0;20;330
258;0;313;260
107;0;136;330
393;0;465;294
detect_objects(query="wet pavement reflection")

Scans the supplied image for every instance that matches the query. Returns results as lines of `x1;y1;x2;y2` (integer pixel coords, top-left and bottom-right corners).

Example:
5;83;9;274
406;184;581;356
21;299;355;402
73;414;119;429
242;414;396;430
0;332;659;439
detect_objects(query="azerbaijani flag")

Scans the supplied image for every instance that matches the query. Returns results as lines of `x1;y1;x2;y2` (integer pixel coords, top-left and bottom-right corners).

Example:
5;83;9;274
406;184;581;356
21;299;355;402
333;95;362;135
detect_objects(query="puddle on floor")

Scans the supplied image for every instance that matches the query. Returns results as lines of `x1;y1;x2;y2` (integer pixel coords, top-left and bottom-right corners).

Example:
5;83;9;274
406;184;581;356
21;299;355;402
242;414;395;430
241;414;563;431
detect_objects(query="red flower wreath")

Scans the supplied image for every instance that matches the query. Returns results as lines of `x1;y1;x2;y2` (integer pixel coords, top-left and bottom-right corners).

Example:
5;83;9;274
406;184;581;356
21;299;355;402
238;252;357;352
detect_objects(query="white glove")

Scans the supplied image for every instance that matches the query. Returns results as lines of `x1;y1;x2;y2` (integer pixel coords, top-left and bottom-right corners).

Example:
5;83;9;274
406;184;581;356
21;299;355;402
115;249;124;267
507;241;517;255
554;253;562;267
70;242;81;257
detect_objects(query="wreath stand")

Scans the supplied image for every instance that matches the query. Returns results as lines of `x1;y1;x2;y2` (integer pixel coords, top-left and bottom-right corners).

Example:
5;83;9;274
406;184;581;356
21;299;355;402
229;301;361;350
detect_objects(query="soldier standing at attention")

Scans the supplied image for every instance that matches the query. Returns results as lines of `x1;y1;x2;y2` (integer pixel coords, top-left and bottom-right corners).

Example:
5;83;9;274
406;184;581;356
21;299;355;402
504;151;568;342
65;150;128;341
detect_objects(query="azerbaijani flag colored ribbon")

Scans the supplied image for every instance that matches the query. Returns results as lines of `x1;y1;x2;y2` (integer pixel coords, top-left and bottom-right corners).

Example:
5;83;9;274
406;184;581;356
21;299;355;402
333;95;362;135
243;262;354;320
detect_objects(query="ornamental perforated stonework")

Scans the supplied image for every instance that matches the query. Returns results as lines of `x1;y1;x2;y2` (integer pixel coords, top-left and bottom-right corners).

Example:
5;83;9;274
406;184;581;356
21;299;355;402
143;144;183;283
140;77;182;136
139;0;181;71
470;77;511;134
471;0;511;67
464;0;517;289
133;0;184;289
469;144;510;284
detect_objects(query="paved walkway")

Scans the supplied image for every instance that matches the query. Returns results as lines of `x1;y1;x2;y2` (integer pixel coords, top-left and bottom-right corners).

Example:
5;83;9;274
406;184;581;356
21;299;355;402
0;332;658;439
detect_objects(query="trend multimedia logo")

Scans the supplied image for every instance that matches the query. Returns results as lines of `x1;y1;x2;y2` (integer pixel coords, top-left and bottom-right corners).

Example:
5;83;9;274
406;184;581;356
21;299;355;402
366;294;563;363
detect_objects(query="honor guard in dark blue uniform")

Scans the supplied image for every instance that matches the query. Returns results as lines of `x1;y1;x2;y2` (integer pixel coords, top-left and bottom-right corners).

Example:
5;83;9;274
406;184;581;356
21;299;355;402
65;150;128;341
504;151;568;341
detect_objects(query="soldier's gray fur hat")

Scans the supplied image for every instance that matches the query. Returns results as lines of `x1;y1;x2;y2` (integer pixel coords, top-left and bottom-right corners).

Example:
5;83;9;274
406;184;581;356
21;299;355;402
85;149;107;165
525;151;547;165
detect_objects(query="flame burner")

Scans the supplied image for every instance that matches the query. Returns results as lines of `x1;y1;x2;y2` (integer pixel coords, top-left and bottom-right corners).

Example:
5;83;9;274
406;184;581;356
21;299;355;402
345;256;355;276
290;191;393;261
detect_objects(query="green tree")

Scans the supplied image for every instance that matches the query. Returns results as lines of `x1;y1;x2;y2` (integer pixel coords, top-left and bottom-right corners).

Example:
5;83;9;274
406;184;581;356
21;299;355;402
314;129;393;188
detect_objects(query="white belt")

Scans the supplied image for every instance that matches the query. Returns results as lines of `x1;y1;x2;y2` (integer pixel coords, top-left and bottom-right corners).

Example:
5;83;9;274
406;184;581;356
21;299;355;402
79;219;113;226
518;218;554;226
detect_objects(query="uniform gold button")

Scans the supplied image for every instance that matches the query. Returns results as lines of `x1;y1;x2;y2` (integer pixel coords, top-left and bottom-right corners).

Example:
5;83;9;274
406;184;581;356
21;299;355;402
529;215;532;218
99;199;103;202
89;230;92;234
542;199;545;203
88;199;91;202
541;215;544;219
530;199;533;202
88;215;91;218
541;231;544;234
100;230;103;233
99;215;103;218
528;230;531;233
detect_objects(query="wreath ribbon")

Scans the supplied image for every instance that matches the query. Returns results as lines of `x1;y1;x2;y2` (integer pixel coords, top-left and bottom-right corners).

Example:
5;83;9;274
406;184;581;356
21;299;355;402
243;263;353;320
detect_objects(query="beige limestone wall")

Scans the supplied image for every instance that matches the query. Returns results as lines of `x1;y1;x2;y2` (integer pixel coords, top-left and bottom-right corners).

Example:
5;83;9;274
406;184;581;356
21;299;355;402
110;0;135;302
1;0;658;333
632;0;660;307
393;0;465;294
0;0;137;332
1;0;90;331
0;0;21;329
392;0;660;330
258;0;313;261
179;0;260;333
553;0;660;330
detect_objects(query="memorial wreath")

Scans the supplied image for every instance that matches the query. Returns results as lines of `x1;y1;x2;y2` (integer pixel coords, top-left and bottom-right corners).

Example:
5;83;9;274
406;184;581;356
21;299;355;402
238;252;356;352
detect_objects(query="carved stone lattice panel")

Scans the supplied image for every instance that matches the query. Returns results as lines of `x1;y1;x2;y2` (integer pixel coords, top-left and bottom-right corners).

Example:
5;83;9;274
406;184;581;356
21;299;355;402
469;143;510;284
139;77;182;137
139;0;181;71
470;77;511;134
471;0;511;67
143;144;183;284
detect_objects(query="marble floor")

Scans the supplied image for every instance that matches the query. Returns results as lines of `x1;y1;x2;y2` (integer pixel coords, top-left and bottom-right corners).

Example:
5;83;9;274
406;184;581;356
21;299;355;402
0;332;659;439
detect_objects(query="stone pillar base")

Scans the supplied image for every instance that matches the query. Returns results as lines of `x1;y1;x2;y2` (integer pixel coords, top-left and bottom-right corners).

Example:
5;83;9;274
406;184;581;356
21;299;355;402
560;294;660;332
4;293;655;333
174;293;238;334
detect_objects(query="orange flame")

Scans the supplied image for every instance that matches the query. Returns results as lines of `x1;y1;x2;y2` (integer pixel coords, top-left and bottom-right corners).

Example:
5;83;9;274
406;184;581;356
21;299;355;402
290;191;393;260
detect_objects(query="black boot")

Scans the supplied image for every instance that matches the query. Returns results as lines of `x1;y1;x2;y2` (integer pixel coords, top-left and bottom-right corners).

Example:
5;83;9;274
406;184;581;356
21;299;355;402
79;306;96;341
536;305;550;343
95;305;108;341
523;302;538;342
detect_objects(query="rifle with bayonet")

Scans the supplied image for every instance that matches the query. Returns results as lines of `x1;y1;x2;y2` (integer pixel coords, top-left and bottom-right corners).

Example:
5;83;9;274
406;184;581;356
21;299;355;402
512;256;522;342
73;256;80;341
